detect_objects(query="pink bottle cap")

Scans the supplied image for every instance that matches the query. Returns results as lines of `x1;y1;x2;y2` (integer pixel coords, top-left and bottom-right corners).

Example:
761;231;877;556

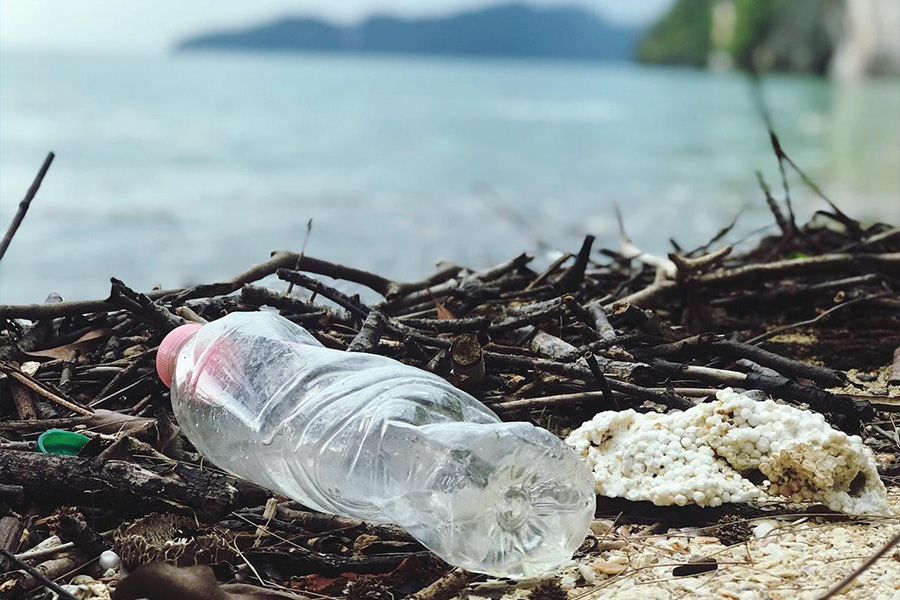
157;323;203;388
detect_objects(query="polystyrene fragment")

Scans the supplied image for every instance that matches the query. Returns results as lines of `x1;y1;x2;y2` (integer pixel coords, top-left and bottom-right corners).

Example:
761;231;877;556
566;388;890;515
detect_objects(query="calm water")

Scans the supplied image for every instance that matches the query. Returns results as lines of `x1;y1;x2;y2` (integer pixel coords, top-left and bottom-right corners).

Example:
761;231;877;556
1;52;898;305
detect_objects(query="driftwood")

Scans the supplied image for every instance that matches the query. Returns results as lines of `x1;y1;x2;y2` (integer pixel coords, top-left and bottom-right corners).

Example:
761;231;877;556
0;166;898;599
0;449;238;521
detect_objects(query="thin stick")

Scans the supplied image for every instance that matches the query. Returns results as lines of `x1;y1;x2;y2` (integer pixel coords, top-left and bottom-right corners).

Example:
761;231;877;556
286;218;314;294
0;248;451;319
0;546;79;600
692;253;899;287
232;539;269;589
0;363;94;416
406;568;473;600
687;207;743;256
749;78;797;232
745;293;888;345
756;171;790;238
0;152;55;261
783;151;864;237
276;269;371;319
584;351;617;408
816;530;900;600
14;541;76;562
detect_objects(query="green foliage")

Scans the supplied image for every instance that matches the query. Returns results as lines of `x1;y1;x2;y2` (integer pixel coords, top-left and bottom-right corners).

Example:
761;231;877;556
637;0;713;67
730;0;786;69
639;0;838;74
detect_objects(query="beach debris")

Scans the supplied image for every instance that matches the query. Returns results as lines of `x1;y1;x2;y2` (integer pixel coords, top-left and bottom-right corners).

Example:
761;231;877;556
36;429;90;455
345;578;393;600
712;515;752;546
527;578;567;600
591;559;628;575
0;171;897;598
567;388;891;514
672;557;718;577
60;575;111;600
113;513;237;570
99;549;121;571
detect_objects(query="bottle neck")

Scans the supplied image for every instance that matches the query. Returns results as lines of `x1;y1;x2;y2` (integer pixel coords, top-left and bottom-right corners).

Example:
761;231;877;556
156;323;203;388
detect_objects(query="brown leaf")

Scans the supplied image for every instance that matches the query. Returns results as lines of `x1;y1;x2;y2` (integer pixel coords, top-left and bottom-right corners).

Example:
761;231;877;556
288;573;357;595
88;409;157;439
23;329;114;360
426;289;456;320
353;533;421;556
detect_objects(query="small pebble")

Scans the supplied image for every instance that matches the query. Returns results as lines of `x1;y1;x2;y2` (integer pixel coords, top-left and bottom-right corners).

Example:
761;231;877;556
99;549;120;570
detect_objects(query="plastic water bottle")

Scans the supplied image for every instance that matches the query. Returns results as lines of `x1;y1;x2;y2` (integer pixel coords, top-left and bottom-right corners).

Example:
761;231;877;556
156;311;595;578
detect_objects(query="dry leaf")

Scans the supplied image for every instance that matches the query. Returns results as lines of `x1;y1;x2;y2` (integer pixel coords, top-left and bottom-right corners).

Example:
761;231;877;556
353;533;421;555
24;329;114;360
288;573;357;595
426;289;456;320
123;344;149;358
88;409;157;439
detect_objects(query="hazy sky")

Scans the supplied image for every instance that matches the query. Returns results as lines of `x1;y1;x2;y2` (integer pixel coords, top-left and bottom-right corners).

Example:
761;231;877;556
0;0;673;54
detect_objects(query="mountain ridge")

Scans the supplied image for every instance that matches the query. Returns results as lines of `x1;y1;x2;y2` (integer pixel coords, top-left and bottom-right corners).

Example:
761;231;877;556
176;3;641;62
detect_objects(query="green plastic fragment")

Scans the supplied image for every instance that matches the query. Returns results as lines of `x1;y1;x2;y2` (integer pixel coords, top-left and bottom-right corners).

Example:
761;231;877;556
37;429;90;456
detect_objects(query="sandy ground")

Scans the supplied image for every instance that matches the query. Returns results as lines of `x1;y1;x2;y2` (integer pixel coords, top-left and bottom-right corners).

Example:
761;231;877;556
495;490;900;600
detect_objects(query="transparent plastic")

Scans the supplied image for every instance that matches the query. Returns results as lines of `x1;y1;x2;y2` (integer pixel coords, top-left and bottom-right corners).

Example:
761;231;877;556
163;311;595;578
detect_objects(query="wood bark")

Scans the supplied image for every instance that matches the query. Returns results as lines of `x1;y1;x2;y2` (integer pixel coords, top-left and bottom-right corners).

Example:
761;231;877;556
0;449;238;521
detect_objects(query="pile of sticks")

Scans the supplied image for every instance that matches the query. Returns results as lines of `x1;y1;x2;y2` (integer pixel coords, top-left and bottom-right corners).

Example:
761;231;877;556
0;142;899;598
0;204;898;598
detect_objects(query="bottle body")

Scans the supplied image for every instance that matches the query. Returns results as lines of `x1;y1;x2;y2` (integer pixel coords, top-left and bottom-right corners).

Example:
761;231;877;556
167;311;595;578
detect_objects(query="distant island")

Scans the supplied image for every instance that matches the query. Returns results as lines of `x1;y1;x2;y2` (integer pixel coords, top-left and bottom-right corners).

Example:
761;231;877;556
175;3;640;62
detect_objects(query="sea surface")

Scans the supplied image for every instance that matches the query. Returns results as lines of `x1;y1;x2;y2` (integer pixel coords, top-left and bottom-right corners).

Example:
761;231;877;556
1;51;898;305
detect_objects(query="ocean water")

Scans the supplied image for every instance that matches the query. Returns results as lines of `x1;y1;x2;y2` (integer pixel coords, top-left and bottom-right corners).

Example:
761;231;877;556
1;51;898;305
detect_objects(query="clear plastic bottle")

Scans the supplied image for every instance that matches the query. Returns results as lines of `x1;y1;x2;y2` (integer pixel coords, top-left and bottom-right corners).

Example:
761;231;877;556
157;311;595;578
